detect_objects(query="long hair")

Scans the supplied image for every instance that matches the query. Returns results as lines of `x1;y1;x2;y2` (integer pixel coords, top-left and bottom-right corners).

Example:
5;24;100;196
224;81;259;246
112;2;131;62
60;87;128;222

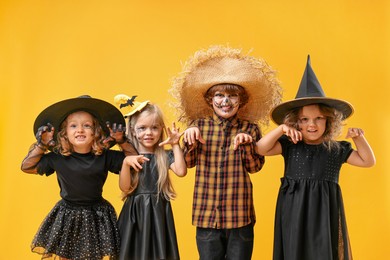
284;104;344;150
54;111;108;156
122;103;176;201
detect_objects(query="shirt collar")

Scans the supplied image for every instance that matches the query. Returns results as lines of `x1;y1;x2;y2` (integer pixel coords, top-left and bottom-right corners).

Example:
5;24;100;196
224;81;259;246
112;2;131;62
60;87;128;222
212;112;239;126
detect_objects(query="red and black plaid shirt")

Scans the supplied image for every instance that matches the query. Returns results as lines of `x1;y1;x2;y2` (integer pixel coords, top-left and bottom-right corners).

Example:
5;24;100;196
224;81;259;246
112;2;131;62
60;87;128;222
184;114;265;229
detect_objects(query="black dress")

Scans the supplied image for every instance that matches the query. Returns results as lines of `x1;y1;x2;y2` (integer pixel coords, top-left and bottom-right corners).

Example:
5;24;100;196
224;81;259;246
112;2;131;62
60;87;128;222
273;136;354;260
32;150;125;260
117;152;180;260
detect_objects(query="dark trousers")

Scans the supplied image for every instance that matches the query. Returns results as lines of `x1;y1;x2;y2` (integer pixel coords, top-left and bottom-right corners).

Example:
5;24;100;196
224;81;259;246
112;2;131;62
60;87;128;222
196;223;254;260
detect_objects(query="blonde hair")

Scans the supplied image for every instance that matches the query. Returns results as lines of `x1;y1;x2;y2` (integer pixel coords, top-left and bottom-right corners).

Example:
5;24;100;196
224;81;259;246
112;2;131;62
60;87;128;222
284;104;344;150
54;111;108;156
122;103;176;201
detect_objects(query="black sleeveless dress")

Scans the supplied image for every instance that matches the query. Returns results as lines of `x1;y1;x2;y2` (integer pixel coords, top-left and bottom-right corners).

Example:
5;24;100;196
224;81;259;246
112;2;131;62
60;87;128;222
117;152;180;260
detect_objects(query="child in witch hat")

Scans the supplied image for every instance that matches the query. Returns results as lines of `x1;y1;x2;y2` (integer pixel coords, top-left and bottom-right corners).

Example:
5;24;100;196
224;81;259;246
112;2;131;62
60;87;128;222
170;45;282;260
21;95;138;260
256;56;376;260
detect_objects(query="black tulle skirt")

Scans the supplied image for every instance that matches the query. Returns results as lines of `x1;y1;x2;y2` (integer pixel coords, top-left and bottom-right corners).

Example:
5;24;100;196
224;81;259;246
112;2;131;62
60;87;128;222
31;199;120;260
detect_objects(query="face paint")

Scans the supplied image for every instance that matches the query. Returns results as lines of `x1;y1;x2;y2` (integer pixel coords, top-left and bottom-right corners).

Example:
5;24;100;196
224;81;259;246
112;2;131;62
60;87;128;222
212;92;240;109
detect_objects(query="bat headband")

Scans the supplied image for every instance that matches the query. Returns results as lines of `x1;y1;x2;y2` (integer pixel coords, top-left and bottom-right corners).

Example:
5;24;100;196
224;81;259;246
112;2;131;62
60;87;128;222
114;94;150;117
34;95;125;137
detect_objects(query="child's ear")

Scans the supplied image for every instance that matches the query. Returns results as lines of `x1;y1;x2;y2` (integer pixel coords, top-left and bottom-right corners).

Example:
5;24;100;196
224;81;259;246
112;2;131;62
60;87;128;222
204;95;213;105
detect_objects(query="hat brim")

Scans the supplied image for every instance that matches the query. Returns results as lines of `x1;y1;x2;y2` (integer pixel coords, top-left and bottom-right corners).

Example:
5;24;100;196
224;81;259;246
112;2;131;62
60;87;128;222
34;97;125;138
170;45;282;125
123;100;150;117
271;97;354;125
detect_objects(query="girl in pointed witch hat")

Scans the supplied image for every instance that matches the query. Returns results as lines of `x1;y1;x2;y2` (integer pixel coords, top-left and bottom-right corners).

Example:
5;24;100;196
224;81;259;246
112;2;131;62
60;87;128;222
256;56;376;260
21;95;138;260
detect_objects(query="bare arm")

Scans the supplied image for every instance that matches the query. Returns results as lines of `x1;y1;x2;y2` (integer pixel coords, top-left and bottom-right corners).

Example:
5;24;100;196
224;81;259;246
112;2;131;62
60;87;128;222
256;124;302;156
119;155;149;192
170;143;187;177
159;122;187;177
346;128;376;167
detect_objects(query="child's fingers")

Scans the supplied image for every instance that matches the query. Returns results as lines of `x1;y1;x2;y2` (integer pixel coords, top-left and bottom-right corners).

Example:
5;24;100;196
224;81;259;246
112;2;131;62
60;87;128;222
165;127;170;135
158;140;167;147
346;128;364;138
197;133;206;144
137;155;149;162
188;132;197;145
183;131;192;144
286;129;301;144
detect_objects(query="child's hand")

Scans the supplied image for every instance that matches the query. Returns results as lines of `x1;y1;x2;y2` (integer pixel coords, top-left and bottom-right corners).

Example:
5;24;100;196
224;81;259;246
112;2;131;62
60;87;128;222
281;124;302;144
159;122;183;147
183;127;206;146
346;128;364;139
35;123;55;147
103;121;126;144
233;133;253;150
123;155;150;172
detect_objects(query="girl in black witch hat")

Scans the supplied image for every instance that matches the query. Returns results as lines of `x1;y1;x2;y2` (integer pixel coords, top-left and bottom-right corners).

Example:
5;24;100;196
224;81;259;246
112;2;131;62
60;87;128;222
21;95;138;260
256;56;376;260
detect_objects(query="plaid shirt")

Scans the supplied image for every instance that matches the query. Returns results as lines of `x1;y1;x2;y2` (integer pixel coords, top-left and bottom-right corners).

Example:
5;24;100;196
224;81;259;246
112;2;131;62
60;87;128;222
184;113;265;229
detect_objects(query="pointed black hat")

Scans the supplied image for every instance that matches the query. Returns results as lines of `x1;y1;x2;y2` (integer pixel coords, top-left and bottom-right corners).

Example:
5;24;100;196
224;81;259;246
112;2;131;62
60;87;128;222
271;55;354;125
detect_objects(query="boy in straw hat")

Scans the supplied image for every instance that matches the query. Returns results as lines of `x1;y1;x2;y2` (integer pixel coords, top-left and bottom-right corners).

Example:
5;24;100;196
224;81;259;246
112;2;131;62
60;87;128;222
256;56;375;260
170;45;282;259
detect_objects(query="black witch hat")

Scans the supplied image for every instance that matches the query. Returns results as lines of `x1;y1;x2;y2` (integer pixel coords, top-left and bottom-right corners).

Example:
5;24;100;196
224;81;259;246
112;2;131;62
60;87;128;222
34;95;125;138
271;55;354;125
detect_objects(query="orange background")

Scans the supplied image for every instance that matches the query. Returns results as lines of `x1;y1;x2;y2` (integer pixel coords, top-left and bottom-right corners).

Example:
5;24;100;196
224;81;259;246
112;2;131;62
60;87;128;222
0;1;388;259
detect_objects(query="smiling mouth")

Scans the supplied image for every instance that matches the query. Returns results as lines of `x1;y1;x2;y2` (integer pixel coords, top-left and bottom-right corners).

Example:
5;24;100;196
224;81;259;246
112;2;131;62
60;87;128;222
220;106;233;111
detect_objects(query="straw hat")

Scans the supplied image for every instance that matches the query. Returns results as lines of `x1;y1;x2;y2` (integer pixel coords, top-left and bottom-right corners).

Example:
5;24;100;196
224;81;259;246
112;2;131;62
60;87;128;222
33;95;125;137
271;55;354;125
170;45;282;125
114;94;149;117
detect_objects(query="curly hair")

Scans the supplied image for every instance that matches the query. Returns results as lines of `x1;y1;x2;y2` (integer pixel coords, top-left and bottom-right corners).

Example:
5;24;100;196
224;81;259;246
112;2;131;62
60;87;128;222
54;112;108;156
284;104;344;150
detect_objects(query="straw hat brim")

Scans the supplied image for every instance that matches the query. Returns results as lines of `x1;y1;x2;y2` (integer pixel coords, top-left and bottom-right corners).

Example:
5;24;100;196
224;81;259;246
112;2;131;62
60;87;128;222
34;97;125;138
271;97;354;125
170;45;282;125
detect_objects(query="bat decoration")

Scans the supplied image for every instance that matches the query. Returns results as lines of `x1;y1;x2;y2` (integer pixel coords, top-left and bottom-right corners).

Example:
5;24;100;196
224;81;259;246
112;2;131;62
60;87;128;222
114;94;149;117
114;94;137;109
120;95;137;108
